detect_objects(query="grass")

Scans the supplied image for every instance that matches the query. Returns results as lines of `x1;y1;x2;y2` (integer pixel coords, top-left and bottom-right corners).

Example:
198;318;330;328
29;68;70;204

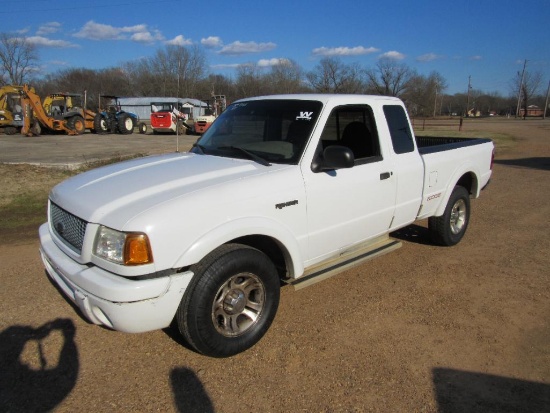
0;154;147;245
0;192;50;244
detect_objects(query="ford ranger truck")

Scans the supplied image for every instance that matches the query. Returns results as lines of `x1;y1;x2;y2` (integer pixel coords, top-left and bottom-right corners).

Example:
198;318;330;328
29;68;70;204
39;94;494;357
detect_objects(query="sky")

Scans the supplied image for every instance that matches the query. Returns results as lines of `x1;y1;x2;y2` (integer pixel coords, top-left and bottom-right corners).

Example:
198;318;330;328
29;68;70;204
2;0;549;96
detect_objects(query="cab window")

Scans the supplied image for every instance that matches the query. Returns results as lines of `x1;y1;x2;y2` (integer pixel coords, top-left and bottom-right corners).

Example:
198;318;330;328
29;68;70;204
320;105;381;164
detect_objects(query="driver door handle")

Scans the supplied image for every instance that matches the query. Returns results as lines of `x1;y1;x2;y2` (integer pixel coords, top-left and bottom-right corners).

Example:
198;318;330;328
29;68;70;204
380;172;392;180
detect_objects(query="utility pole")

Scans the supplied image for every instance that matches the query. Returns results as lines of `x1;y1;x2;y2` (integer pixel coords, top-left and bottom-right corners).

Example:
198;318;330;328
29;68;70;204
433;84;438;118
466;76;472;117
543;79;550;120
515;59;527;118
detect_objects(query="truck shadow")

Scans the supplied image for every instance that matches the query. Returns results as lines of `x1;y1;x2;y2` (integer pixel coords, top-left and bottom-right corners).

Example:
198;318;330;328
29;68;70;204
494;157;550;171
170;367;215;413
433;368;550;412
391;224;434;246
0;318;79;413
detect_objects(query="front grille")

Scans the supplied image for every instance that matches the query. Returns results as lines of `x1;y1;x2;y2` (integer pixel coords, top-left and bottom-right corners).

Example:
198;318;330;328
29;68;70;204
50;202;87;253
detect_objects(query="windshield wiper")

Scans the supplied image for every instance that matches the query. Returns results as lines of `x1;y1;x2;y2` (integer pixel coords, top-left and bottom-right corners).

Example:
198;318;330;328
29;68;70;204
218;146;271;166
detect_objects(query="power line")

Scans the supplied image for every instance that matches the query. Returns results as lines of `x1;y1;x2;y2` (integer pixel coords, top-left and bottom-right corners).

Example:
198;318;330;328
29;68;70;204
0;0;182;14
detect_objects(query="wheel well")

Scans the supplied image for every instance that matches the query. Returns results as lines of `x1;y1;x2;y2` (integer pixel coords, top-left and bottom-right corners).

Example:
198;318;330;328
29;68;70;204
456;172;477;195
232;235;289;280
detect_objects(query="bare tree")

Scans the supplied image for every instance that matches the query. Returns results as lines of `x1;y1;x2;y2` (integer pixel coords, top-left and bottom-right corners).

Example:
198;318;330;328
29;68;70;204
123;58;159;96
265;59;305;94
34;66;135;110
234;63;265;99
510;70;543;118
0;33;39;85
306;57;365;93
196;74;236;102
400;72;446;117
125;45;207;98
365;58;415;97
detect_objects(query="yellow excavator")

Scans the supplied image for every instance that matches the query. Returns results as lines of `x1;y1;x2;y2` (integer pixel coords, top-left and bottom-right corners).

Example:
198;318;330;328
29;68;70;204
20;85;95;136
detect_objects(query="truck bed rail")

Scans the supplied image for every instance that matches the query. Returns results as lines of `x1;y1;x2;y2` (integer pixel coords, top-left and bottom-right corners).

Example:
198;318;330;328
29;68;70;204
416;136;492;155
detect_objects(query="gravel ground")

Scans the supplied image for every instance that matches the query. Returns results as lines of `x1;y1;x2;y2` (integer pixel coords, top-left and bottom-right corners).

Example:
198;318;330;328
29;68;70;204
0;119;549;412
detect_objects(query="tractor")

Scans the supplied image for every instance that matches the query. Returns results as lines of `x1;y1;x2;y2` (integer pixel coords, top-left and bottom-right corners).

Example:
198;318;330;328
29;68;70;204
94;95;139;134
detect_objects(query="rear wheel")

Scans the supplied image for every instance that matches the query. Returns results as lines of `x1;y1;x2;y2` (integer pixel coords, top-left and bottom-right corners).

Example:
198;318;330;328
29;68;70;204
117;114;133;134
429;185;470;246
176;244;280;357
67;115;85;135
93;114;108;134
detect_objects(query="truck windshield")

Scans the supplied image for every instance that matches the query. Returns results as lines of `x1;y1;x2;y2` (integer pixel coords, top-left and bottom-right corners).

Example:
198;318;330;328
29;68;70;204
193;99;322;165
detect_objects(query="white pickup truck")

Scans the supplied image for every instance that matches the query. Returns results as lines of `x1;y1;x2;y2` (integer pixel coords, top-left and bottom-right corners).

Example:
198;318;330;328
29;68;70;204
39;94;494;357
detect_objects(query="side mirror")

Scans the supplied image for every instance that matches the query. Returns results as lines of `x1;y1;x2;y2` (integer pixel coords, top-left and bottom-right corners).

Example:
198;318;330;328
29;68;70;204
311;145;355;172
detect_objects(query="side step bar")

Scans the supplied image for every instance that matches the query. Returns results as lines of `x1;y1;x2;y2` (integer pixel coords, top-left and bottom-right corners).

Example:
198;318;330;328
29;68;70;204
288;236;402;290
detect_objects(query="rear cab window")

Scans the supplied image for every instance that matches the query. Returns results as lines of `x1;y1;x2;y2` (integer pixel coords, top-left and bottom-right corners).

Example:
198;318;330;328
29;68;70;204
383;105;415;154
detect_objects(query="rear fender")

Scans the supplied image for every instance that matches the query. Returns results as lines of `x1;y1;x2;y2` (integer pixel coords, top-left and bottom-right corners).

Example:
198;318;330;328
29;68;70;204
434;165;479;217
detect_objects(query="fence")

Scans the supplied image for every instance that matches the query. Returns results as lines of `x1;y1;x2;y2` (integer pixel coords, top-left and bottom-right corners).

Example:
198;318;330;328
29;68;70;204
411;118;463;131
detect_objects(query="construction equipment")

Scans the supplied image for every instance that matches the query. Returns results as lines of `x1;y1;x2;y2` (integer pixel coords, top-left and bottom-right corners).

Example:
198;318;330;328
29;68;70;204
193;94;226;134
94;95;139;135
42;92;96;133
0;85;28;134
150;101;192;134
20;85;89;136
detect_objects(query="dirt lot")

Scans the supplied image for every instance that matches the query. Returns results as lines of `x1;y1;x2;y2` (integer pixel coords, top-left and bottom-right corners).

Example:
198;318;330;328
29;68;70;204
0;119;549;412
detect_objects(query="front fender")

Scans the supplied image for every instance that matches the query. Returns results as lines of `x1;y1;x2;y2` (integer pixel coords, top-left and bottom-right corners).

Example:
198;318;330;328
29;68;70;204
172;216;305;278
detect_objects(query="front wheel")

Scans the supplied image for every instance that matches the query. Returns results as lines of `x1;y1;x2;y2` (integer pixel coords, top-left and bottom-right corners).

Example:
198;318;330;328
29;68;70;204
138;122;147;134
176;244;280;357
93;114;108;134
4;126;17;135
428;185;470;246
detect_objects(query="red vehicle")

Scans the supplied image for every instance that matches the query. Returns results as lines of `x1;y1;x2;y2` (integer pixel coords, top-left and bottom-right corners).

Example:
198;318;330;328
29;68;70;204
150;102;190;134
193;95;227;134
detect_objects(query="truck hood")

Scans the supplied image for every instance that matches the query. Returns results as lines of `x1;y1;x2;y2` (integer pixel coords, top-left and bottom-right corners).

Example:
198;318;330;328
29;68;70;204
50;152;288;228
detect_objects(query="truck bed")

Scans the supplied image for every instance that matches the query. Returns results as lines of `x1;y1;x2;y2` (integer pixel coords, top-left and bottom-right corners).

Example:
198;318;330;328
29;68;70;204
416;136;492;155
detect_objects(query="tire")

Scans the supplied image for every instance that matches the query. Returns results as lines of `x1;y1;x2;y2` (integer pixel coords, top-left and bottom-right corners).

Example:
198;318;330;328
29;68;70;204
67;115;85;135
93;114;108;134
138;122;147;134
4;126;16;135
176;244;280;357
428;185;470;246
117;114;133;134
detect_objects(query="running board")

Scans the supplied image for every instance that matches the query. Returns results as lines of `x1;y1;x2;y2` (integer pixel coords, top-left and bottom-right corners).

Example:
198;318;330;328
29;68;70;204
288;236;402;290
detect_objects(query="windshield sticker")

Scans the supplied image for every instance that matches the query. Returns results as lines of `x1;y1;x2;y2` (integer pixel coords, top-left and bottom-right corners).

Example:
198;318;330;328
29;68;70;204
296;111;313;121
229;103;248;111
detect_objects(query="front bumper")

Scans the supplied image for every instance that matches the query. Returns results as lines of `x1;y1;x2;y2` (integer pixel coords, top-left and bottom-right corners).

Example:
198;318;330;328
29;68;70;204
39;223;193;333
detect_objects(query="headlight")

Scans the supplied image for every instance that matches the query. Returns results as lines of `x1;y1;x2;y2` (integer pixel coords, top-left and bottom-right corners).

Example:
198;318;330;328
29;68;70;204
94;226;153;265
